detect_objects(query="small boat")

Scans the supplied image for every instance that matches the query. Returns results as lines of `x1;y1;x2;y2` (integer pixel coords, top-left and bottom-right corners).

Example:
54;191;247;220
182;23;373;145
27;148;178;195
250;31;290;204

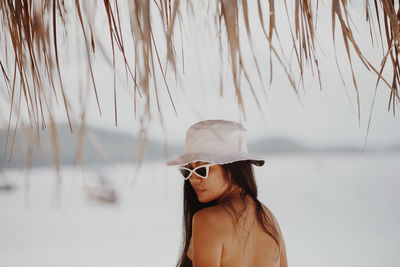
84;175;117;204
0;174;15;192
0;183;14;191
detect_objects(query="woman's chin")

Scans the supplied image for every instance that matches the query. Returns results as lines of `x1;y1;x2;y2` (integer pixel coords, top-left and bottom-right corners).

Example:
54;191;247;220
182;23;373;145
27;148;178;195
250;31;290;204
197;195;216;203
197;197;208;203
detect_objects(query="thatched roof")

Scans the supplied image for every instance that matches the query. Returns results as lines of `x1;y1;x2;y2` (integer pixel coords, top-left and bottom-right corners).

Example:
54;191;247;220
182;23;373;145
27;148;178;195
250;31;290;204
0;0;399;168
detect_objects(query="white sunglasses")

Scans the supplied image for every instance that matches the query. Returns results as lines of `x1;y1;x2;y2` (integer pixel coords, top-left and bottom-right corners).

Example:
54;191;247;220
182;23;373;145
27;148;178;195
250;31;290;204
178;163;217;180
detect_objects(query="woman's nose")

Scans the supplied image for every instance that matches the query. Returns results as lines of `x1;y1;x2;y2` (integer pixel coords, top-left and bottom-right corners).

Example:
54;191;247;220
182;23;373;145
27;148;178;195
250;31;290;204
189;174;202;183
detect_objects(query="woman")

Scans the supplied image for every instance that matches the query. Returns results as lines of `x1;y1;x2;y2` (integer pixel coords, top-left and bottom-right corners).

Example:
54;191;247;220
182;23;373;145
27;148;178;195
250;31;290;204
167;120;288;267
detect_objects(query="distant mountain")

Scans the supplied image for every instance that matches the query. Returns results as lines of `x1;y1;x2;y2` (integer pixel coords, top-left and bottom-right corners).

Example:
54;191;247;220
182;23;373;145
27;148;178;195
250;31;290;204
0;124;181;168
249;136;400;154
248;137;310;154
1;125;398;168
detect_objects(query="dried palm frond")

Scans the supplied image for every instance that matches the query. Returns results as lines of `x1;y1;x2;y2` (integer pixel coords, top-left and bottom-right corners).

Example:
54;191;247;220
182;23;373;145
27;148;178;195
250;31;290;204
0;0;399;167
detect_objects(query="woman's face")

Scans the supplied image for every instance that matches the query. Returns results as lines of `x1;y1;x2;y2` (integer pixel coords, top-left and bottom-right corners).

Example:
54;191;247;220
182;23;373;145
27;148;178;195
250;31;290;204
187;161;230;203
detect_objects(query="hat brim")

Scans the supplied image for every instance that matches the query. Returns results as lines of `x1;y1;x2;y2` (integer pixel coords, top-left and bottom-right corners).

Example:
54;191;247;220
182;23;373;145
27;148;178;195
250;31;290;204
166;152;265;167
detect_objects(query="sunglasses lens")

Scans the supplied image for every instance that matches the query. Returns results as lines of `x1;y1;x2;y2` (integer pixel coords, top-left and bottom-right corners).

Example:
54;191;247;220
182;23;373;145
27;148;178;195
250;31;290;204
194;166;207;178
179;168;191;179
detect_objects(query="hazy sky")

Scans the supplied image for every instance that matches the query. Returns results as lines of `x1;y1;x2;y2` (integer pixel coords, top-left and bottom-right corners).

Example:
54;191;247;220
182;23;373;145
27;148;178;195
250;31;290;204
2;1;399;149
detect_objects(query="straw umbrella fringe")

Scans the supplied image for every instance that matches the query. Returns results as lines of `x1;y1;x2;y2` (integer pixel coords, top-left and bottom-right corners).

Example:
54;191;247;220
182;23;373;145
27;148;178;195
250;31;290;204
0;0;399;165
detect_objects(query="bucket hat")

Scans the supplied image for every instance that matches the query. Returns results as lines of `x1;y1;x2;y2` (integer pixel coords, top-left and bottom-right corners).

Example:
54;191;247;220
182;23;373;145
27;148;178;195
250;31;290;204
166;120;265;167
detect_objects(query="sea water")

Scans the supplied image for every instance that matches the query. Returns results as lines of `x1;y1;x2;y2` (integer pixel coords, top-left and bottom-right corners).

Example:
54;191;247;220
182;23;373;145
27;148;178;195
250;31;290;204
0;152;399;267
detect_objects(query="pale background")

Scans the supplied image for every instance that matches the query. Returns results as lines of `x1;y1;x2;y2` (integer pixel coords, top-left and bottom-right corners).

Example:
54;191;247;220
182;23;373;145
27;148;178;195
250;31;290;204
0;1;399;267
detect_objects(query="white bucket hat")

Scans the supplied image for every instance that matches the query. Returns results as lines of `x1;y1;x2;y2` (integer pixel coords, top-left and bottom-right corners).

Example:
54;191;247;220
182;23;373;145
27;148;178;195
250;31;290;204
166;120;265;167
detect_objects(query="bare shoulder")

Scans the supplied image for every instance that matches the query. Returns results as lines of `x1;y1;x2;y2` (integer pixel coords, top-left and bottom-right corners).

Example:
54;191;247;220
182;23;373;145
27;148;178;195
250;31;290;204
262;205;289;267
193;205;232;234
193;205;230;223
191;206;229;265
262;205;281;230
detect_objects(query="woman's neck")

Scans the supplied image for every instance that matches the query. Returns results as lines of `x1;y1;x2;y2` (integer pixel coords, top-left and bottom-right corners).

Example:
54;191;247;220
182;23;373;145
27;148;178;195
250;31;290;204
216;186;245;204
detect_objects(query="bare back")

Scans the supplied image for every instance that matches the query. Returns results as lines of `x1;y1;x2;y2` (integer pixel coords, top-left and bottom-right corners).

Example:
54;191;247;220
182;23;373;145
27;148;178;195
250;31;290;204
187;196;288;267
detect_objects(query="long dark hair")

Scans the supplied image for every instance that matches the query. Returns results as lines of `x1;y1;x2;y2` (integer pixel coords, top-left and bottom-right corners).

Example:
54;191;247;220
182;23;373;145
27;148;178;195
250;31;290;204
176;160;281;266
